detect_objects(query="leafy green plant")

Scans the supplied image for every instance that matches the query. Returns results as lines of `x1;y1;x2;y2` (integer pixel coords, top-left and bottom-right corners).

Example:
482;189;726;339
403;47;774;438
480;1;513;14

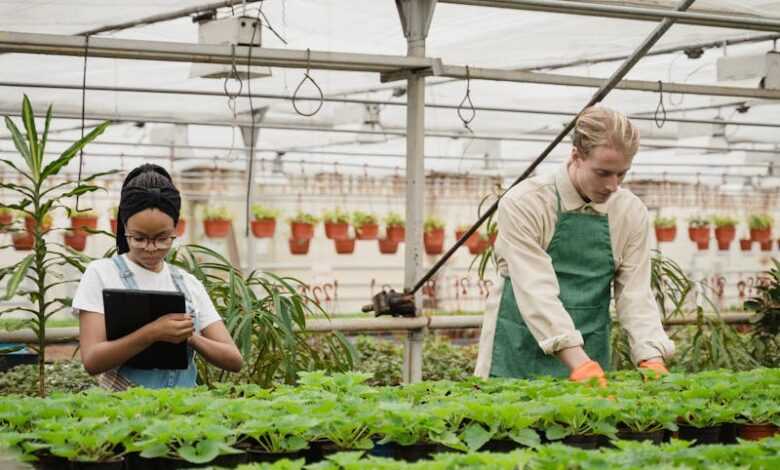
653;216;676;229
351;211;377;229
0;96;110;396
711;215;738;228
251;204;280;221
168;244;355;387
203;206;233;221
423;216;444;233
66;208;97;218
748;213;773;230
288;211;318;225
744;260;780;367
687;216;710;228
0;362;97;397
322;208;350;224
109;206;118;219
384;212;404;227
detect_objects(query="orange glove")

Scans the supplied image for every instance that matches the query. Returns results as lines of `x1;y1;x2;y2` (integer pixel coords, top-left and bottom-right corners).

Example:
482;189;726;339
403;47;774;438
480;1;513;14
638;359;668;380
569;360;607;388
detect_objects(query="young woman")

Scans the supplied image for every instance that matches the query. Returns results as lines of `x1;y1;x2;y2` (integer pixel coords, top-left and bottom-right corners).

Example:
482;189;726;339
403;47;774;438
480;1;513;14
73;164;242;390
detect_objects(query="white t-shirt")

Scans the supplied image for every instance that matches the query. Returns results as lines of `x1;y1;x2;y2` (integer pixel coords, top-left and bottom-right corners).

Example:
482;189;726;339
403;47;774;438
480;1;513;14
72;254;222;332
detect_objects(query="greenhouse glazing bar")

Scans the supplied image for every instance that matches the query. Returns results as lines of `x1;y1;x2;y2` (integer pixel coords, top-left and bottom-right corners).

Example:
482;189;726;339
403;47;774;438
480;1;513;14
439;0;780;32
2;81;780;129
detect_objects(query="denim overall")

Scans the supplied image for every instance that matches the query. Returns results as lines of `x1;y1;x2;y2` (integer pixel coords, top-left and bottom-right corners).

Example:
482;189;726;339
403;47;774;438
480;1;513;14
112;255;199;388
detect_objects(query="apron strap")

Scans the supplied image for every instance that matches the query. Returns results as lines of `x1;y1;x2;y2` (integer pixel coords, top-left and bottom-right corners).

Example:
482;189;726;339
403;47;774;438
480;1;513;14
111;255;139;290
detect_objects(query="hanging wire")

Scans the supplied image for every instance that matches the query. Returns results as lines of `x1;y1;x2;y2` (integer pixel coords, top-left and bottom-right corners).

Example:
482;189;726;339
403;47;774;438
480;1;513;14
654;80;667;129
75;34;91;212
224;44;244;162
244;7;262;237
292;49;324;117
457;66;476;131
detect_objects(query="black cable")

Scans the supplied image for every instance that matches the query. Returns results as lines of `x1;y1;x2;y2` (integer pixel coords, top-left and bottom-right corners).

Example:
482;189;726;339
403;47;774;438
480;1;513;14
76;34;90;212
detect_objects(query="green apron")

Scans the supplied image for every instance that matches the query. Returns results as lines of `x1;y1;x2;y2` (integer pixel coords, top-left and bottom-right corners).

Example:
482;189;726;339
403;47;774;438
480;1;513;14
489;187;615;378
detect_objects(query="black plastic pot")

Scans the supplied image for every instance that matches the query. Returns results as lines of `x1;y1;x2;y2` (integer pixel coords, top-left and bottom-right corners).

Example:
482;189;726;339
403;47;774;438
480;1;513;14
562;434;601;449
481;438;527;453
677;425;723;445
125;452;247;470
244;449;315;464
368;442;443;462
719;423;738;444
0;351;38;372
616;429;665;445
68;458;126;470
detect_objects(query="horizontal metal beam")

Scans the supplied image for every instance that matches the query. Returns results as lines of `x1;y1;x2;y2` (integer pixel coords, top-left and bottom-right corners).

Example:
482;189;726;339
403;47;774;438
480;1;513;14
439;0;780;32
0;31;433;73
4;108;779;154
3;81;780;129
428;65;780;100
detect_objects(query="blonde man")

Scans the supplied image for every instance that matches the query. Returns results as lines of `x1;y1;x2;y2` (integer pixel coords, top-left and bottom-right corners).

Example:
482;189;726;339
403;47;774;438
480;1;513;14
475;106;674;385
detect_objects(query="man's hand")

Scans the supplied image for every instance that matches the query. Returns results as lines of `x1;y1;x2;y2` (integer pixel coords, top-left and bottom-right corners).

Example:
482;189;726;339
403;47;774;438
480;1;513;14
569;360;608;388
638;358;668;380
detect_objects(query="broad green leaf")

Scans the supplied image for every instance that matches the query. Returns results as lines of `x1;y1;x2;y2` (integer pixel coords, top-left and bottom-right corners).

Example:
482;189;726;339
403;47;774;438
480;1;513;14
4;116;33;174
5;255;33;300
461;422;492;452
177;439;220;464
21;96;40;177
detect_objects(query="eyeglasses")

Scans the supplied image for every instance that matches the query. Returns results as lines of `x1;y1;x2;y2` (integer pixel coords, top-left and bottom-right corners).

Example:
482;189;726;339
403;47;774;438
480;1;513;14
125;233;177;250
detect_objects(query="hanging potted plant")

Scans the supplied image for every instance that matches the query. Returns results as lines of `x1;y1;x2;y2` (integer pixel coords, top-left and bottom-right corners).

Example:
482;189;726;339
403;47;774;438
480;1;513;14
712;215;738;251
353;211;379;240
334;237;356;254
688;216;710;250
748;213;773;243
653;216;677;243
760;240;773;252
63;229;87;252
109;206;118;234
455;224;480;250
289;211;318;240
378;237;399;254
250;204;280;238
423;216;445;255
384;212;405;243
68;208;98;236
289;238;310;255
12;216;34;251
175;217;187;238
0;207;13;232
323;208;350;240
202;206;233;238
25;211;52;234
740;238;753;251
468;233;492;255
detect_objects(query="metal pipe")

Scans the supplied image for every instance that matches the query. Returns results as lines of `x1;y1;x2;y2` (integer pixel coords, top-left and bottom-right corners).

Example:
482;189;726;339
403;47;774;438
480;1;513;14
3;81;780;129
438;0;780;32
412;0;697;295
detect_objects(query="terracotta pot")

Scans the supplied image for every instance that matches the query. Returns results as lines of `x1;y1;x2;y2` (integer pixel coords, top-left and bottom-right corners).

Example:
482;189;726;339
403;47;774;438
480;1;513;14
64;231;87;252
468;237;491;255
688;226;709;243
386;225;405;243
714;226;735;249
424;228;444;255
290;222;314;240
25;216;51;234
251;218;276;238
378;237;399;254
324;222;349;240
760;240;772;252
175;218;186;237
655;226;677;242
750;227;772;243
203;218;231;238
110;218;118;235
70;215;98;235
696;239;710;251
737;424;778;441
334;238;356;254
12;231;34;251
0;212;12;232
289;237;310;255
456;229;480;249
489;232;497;245
740;239;752;251
355;223;379;240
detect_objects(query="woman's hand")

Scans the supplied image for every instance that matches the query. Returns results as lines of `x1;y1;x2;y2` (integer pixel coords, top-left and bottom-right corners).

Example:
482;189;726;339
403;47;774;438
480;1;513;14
148;313;194;344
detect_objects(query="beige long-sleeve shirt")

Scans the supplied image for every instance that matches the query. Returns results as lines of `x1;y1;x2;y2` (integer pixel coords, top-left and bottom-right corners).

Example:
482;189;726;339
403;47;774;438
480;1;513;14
495;163;675;365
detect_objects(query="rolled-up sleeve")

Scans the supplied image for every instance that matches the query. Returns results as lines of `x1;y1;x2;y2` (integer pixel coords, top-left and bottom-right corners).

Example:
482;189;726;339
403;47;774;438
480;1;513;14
497;192;584;355
614;205;676;364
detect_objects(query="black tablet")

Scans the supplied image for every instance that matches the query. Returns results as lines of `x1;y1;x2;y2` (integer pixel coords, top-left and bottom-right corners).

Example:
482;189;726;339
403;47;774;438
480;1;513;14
102;288;188;370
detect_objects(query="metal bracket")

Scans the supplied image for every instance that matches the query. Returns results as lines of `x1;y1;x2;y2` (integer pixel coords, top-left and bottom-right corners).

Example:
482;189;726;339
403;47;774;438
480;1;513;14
396;0;437;42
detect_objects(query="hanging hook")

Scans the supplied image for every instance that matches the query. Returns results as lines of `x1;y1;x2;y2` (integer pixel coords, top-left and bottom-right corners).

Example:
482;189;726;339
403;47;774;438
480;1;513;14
457;65;476;131
292;49;324;117
654;80;667;129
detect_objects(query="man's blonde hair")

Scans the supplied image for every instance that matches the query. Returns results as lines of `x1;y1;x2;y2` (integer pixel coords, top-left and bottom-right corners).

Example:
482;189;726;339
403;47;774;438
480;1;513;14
572;106;640;159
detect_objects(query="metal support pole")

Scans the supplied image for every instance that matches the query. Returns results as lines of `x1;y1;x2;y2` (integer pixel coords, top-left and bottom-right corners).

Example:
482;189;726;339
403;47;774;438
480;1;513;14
397;0;437;384
239;107;268;275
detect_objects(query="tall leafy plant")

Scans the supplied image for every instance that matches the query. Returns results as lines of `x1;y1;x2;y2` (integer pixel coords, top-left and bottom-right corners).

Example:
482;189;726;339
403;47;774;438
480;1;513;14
0;96;110;396
168;244;356;387
744;259;780;367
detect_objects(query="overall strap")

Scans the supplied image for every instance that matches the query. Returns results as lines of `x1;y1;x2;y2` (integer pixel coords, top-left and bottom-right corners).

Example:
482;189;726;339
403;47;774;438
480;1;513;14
169;266;198;328
553;184;563;215
111;255;139;290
